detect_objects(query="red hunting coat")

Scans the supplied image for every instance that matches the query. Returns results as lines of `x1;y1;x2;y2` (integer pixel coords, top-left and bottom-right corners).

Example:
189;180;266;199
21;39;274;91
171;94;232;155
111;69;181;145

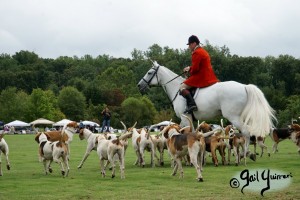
184;47;219;88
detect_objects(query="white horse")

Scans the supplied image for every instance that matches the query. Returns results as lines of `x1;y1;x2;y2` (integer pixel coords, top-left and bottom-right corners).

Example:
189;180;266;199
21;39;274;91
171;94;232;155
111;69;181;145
137;61;276;160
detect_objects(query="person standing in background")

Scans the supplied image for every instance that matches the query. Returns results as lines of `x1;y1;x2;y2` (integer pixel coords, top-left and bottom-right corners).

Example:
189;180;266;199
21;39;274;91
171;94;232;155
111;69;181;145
100;106;111;133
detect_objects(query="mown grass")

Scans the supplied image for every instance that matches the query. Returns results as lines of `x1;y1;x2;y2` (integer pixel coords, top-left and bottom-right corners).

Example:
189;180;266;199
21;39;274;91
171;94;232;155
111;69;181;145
0;133;299;200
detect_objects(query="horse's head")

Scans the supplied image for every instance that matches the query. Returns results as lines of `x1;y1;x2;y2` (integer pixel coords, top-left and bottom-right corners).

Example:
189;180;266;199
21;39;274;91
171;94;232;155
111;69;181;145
137;61;160;95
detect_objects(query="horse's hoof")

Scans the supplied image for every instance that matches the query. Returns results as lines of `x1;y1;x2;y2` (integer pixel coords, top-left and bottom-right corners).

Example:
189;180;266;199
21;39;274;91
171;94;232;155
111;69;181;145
268;153;271;157
198;178;203;182
49;168;53;173
7;165;10;170
142;165;145;168
160;162;164;166
235;163;238;166
61;171;65;176
112;175;115;178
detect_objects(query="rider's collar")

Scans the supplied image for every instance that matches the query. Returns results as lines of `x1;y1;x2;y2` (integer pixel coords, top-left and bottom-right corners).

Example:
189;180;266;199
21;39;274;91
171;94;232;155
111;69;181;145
193;45;200;52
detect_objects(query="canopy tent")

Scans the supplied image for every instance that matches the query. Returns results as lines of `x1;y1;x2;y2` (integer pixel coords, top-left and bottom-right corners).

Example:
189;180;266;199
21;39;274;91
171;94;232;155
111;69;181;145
155;121;175;126
81;120;99;127
5;120;30;127
30;118;54;125
148;121;175;132
53;119;72;126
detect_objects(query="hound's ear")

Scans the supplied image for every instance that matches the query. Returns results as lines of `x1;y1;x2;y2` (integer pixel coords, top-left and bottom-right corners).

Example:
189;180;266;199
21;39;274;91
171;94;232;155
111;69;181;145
163;127;170;139
46;134;51;140
163;131;169;139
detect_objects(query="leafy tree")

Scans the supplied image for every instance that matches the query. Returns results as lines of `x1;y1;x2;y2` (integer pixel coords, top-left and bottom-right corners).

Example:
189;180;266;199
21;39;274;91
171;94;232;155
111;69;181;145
121;96;157;127
153;108;177;124
84;81;104;105
131;48;145;60
0;53;18;71
0;43;299;128
0;71;18;91
85;99;102;124
271;55;297;96
58;86;86;121
145;44;164;62
12;50;39;65
97;65;138;98
0;87;30;122
277;95;300;127
204;41;231;80
28;88;63;121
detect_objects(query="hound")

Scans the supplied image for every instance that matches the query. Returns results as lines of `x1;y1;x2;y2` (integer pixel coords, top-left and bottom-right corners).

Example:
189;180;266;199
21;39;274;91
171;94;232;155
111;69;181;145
269;127;292;153
0;133;11;176
198;122;227;166
77;128;100;169
77;121;131;169
149;134;166;166
36;132;69;177
34;121;78;161
96;124;134;179
290;123;300;154
161;115;206;182
223;125;246;166
249;135;270;158
131;125;156;168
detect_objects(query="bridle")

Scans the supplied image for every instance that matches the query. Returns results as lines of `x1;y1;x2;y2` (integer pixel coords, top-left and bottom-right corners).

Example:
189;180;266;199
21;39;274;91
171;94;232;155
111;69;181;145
141;64;183;104
140;65;160;89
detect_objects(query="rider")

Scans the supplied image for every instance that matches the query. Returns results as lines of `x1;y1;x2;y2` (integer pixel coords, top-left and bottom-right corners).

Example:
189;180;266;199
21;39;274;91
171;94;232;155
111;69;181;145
180;35;219;113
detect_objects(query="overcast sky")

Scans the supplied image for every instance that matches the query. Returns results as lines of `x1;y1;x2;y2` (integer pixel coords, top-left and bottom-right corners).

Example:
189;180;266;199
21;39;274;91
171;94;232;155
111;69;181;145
1;0;299;59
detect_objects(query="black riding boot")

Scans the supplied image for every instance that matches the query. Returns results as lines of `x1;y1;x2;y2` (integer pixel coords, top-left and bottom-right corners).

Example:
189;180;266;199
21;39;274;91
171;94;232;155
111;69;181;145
181;89;198;113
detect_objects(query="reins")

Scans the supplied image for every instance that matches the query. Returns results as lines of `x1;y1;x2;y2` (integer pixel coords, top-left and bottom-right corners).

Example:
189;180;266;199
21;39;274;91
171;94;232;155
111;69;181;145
141;64;184;105
162;71;186;86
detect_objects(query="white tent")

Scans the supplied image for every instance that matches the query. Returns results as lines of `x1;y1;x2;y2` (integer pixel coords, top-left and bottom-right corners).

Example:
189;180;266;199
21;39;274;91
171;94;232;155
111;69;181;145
149;121;175;132
30;118;54;125
82;120;99;126
53;119;72;126
5;120;30;127
156;121;175;126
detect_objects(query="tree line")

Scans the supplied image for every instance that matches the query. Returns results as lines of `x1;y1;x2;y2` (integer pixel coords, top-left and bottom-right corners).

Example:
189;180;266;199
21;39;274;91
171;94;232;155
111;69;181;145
0;41;299;128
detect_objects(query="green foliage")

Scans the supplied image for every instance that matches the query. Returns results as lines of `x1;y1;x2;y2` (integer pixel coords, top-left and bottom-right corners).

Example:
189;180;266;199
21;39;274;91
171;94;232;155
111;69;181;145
29;88;61;121
12;50;39;65
121;96;157;127
58;86;86;121
277;95;300;127
0;87;30;122
153;108;178;124
0;44;299;126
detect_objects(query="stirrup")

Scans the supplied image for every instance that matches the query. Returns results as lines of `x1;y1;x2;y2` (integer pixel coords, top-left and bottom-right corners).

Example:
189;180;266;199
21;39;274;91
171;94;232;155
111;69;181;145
184;105;198;114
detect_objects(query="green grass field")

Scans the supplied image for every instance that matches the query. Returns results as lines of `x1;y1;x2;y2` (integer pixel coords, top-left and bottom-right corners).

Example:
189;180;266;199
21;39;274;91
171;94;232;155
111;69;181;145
0;133;299;200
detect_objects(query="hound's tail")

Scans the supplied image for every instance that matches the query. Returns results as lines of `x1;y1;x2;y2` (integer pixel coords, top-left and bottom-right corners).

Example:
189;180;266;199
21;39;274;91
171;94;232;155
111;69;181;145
241;84;277;137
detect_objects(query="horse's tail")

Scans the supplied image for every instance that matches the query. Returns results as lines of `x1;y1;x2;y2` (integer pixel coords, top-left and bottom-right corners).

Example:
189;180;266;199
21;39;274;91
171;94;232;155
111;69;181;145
241;84;277;137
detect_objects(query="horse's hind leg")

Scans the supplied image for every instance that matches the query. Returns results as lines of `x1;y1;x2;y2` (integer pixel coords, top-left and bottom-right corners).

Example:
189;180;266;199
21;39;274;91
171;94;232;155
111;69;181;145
228;119;255;162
